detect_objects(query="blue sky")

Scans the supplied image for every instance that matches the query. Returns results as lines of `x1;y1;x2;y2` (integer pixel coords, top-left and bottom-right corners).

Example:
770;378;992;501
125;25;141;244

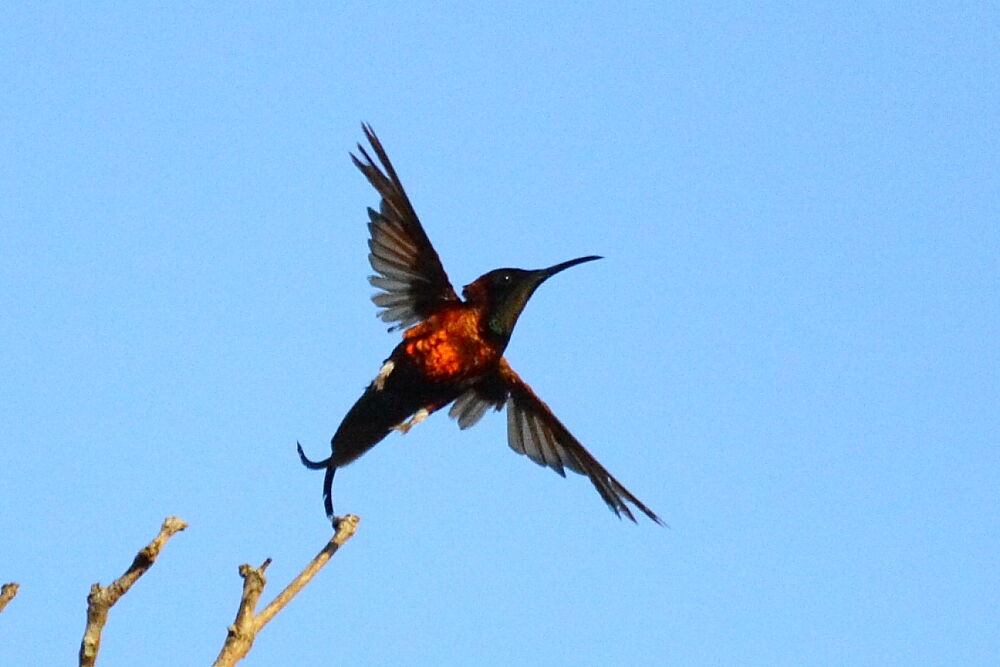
2;3;997;665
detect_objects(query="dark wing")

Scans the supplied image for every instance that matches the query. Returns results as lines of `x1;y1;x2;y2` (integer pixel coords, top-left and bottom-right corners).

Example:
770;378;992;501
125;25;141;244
449;359;663;524
351;124;459;330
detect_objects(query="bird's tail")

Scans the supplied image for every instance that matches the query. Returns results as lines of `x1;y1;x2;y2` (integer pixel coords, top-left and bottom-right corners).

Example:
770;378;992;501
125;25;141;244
296;442;338;519
296;442;330;469
297;383;427;519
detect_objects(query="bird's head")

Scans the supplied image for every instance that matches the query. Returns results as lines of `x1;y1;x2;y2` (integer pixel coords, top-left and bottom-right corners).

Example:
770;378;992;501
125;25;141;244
463;255;602;344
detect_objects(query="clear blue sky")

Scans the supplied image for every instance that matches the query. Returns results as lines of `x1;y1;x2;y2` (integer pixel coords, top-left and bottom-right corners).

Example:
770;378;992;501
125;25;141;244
2;4;997;665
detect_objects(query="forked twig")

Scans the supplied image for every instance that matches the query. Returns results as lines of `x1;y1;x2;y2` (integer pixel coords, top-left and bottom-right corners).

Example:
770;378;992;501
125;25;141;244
213;514;360;667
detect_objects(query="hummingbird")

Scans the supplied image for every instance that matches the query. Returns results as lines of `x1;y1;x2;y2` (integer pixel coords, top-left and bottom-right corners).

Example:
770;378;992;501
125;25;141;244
297;124;661;525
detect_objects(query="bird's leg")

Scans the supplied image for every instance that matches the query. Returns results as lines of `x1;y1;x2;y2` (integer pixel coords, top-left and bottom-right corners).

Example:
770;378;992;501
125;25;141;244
394;407;430;434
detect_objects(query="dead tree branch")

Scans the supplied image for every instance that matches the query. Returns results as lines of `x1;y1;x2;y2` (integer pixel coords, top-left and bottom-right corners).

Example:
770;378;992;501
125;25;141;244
78;516;188;667
213;514;360;667
0;582;19;614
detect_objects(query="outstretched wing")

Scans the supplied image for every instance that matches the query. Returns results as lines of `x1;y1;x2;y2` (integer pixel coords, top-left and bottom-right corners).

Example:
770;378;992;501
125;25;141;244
351;124;459;330
449;359;663;524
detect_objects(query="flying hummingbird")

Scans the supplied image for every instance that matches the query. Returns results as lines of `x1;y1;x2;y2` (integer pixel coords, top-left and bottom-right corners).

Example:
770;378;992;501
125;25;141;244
298;125;661;525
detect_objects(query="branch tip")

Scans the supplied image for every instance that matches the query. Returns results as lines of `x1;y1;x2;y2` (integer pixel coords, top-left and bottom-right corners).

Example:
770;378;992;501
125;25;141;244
0;582;19;614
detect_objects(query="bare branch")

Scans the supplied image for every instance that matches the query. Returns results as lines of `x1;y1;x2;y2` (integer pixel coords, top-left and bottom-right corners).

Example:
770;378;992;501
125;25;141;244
256;514;360;629
78;516;188;667
0;582;19;614
213;514;360;667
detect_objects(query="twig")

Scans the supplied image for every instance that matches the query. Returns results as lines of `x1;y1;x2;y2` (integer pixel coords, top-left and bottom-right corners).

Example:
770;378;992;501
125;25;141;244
213;514;360;667
78;516;188;667
0;582;19;614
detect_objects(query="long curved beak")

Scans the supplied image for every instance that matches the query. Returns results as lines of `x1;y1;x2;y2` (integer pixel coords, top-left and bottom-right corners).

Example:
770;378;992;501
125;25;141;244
513;255;602;312
512;255;602;307
540;255;603;279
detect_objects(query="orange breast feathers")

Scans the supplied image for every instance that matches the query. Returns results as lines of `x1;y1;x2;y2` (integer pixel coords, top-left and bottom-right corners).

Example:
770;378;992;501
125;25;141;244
402;308;498;382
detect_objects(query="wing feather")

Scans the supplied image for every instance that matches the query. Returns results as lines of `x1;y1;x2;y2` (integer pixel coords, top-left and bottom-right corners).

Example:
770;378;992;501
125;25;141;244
351;124;459;329
450;359;663;524
449;387;498;430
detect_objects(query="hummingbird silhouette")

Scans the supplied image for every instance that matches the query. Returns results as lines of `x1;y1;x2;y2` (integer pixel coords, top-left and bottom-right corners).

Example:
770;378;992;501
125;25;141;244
298;125;661;525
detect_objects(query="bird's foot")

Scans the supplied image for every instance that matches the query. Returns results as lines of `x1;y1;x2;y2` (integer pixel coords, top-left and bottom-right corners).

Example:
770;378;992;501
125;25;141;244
394;407;430;434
